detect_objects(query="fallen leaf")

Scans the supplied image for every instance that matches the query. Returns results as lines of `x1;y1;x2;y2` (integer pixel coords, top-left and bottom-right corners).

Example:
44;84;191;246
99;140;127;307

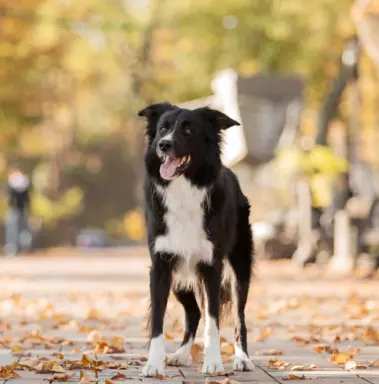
46;372;75;383
290;364;317;371
291;336;321;345
331;353;353;365
221;342;235;355
256;349;283;356
255;328;272;342
11;345;25;355
110;372;129;380
207;378;241;384
191;343;203;363
371;359;379;367
283;374;310;380
105;380;116;384
268;360;289;370
79;371;99;383
202;370;234;377
0;365;22;380
313;345;339;354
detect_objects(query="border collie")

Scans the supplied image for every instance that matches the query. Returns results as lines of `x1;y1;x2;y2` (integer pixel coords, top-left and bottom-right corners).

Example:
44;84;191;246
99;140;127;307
138;103;254;377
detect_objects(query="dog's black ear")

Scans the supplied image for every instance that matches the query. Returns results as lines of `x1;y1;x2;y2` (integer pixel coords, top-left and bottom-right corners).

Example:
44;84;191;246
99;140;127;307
197;107;240;130
137;102;177;123
138;102;178;143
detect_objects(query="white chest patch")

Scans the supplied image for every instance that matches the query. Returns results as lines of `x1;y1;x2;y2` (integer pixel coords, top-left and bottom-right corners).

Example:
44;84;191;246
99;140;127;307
154;177;213;283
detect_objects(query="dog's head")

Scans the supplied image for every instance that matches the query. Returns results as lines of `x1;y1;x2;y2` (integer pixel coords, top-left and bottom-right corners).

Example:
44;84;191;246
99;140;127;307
138;103;240;183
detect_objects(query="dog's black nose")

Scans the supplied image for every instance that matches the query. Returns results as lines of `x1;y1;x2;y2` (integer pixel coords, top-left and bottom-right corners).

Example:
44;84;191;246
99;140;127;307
159;140;172;152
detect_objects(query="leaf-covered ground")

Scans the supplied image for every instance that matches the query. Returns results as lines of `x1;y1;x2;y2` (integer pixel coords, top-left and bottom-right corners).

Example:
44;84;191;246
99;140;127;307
1;247;379;383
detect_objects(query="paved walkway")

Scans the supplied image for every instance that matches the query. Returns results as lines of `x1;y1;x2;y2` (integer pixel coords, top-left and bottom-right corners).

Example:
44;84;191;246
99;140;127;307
1;247;379;383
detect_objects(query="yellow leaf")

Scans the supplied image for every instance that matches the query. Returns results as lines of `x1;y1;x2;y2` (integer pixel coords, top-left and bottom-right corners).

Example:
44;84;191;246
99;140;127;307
331;353;353;365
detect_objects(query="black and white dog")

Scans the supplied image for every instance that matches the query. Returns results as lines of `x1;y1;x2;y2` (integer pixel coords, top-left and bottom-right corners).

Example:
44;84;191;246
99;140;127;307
138;103;254;377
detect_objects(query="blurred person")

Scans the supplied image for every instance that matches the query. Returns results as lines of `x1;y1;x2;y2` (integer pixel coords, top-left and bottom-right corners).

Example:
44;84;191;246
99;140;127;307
4;168;32;256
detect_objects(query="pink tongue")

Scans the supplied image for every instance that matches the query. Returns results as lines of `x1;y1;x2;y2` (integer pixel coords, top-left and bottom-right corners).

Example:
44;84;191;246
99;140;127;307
160;157;181;180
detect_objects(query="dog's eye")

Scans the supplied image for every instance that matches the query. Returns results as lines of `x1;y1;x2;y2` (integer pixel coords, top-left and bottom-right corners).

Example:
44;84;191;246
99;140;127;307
184;128;192;135
160;125;167;133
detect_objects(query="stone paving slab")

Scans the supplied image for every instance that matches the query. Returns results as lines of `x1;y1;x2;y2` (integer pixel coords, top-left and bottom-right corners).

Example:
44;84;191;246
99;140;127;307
1;249;379;383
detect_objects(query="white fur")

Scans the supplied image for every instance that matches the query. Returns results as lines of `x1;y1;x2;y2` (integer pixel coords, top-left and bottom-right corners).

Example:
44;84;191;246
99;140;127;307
233;344;254;371
167;338;193;366
143;335;165;377
202;315;224;375
154;177;213;289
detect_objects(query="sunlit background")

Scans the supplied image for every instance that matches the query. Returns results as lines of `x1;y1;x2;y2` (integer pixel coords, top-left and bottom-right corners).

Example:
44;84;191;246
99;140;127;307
2;0;379;268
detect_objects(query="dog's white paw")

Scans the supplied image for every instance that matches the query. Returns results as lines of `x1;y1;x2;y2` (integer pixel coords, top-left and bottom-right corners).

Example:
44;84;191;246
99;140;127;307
167;350;192;366
233;355;254;371
202;355;224;375
142;362;165;377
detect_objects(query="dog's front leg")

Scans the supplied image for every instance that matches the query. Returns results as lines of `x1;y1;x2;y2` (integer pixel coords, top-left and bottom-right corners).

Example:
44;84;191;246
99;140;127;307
143;254;174;377
198;260;224;375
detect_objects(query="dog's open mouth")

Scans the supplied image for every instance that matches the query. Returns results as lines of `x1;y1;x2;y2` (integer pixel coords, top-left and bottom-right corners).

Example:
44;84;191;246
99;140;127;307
160;155;191;180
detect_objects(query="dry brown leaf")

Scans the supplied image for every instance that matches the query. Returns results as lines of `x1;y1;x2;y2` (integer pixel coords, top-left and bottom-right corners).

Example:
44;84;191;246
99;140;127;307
79;371;99;383
111;372;130;380
361;326;379;343
221;342;235;355
371;359;379;367
92;341;125;354
331;353;353;365
268;360;288;369
290;364;317;371
47;372;75;383
283;374;310;380
191;343;203;363
256;349;283;356
0;365;22;380
210;379;242;384
291;336;321;345
255;328;272;342
313;345;339;354
105;380;116;384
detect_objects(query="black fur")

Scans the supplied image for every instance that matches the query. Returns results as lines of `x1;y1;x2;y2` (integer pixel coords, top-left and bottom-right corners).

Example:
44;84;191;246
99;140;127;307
138;102;254;375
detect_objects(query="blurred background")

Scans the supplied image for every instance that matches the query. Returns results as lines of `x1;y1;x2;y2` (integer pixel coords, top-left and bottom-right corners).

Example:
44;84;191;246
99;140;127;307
3;0;379;276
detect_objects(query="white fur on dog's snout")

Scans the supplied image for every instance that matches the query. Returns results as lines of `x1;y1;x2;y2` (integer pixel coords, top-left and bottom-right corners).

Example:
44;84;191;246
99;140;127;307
142;335;165;377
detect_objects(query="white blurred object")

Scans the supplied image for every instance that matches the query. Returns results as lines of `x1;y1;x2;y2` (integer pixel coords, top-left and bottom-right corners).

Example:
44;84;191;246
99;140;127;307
252;221;275;241
211;69;248;167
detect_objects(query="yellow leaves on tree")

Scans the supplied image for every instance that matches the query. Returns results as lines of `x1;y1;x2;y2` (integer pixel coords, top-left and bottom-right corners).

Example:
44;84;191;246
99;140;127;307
124;209;145;240
31;187;84;225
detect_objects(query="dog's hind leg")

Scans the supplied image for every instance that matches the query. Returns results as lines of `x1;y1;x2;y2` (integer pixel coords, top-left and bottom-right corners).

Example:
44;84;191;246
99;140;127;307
167;289;201;366
228;203;254;372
